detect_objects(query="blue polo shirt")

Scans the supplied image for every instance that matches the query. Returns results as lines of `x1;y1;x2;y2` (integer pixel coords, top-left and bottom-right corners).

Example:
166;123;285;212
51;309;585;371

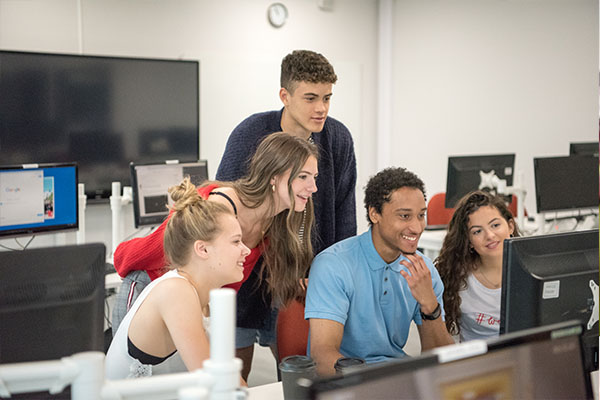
305;229;445;364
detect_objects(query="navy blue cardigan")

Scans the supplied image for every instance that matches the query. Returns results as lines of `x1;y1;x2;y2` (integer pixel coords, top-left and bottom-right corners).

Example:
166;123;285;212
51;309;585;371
216;109;357;255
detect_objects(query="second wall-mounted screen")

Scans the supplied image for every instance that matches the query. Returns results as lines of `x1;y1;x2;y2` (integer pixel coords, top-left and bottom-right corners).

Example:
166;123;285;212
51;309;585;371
0;51;199;201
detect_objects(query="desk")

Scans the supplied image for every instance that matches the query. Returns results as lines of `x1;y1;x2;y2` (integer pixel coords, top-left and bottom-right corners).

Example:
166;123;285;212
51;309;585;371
419;229;447;260
247;381;282;399
105;272;122;291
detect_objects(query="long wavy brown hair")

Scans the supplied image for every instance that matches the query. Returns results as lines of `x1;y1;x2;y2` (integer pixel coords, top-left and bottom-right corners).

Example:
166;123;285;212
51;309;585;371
435;191;520;335
216;132;318;307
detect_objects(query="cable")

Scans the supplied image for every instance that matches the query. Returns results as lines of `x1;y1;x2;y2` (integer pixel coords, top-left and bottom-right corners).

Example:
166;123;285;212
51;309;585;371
0;243;20;251
0;236;35;251
104;295;112;329
18;236;35;250
120;227;153;243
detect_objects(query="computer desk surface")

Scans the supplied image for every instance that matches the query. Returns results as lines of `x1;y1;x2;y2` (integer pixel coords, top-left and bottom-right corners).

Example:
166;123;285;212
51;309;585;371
105;272;122;291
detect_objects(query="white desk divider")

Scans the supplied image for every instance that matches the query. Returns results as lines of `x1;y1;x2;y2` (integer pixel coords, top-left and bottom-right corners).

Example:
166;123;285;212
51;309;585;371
101;370;214;400
0;352;104;399
0;288;244;400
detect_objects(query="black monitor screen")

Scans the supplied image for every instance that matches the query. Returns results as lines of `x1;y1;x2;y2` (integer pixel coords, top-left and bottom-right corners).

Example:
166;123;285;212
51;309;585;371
0;163;78;238
131;160;209;228
445;154;515;208
0;243;106;363
0;50;199;201
570;141;599;157
534;156;599;212
500;229;599;371
307;322;592;399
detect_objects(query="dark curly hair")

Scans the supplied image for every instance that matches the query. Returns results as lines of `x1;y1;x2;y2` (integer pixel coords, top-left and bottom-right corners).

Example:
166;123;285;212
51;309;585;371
364;167;427;226
280;50;338;93
435;191;520;336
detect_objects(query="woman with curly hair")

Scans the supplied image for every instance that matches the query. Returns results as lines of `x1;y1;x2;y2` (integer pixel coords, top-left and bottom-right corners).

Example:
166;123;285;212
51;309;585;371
435;191;520;342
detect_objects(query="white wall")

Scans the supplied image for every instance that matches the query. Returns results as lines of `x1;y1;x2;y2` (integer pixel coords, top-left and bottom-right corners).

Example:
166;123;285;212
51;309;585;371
390;0;598;214
0;0;597;252
0;0;379;250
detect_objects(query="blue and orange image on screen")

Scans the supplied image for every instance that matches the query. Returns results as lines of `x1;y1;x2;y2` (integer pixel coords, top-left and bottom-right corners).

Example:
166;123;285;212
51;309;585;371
0;163;78;237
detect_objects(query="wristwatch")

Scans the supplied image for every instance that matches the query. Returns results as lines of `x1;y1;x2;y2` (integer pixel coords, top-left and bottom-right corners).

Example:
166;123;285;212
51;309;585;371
420;303;441;320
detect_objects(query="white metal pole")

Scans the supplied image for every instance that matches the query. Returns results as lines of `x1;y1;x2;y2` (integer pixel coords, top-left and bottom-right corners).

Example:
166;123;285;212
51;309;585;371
203;288;241;400
70;352;104;400
110;181;122;256
514;171;526;231
209;289;235;362
77;183;87;244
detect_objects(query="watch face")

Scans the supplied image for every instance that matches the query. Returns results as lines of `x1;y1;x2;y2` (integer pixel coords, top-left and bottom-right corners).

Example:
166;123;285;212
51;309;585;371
268;3;288;28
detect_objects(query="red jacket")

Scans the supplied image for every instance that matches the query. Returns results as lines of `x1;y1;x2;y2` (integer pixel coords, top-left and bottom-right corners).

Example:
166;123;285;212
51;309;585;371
113;184;262;292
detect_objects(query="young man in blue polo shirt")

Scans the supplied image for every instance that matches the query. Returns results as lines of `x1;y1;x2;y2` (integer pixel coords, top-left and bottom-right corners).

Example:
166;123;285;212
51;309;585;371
305;167;454;375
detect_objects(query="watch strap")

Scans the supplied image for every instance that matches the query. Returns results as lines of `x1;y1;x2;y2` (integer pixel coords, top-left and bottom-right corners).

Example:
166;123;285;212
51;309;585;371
420;303;441;320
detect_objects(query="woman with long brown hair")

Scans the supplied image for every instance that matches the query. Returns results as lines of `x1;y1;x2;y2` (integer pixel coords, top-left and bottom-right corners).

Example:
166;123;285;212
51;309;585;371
435;191;520;342
112;132;318;379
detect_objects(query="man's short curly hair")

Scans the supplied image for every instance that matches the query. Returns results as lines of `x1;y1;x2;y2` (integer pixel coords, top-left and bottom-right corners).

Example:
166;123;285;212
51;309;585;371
364;167;427;225
280;50;338;93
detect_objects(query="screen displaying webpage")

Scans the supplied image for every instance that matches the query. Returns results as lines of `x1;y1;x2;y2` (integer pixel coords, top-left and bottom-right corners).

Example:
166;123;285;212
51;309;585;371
0;165;77;236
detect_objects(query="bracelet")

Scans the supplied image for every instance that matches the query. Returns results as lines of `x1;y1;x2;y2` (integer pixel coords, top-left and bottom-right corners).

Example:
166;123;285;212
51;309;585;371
420;303;441;320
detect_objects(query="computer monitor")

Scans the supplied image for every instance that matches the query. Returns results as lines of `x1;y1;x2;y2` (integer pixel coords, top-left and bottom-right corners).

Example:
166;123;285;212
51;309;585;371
305;321;592;399
533;156;599;213
0;163;78;238
445;154;515;208
0;50;200;201
130;160;209;228
570;142;599;157
0;243;106;364
500;229;599;371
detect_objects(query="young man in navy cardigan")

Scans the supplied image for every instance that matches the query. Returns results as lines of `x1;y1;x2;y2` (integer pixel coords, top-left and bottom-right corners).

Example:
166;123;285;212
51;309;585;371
216;49;357;380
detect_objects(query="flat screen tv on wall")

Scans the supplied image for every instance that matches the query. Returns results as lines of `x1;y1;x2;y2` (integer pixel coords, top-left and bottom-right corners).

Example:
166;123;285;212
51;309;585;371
0;50;199;201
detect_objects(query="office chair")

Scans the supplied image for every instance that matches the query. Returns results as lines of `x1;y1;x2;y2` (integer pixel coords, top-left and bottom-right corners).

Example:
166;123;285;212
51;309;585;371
426;192;455;226
276;298;310;362
508;194;527;218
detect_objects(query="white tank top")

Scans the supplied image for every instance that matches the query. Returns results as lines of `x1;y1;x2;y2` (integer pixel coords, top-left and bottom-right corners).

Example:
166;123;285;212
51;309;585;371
105;269;209;379
458;273;501;342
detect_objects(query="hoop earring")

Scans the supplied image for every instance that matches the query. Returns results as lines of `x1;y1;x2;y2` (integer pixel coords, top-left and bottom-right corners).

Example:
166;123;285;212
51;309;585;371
271;184;276;192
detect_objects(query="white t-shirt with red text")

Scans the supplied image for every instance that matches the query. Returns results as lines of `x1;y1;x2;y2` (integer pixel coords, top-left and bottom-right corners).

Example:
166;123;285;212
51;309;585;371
458;273;501;342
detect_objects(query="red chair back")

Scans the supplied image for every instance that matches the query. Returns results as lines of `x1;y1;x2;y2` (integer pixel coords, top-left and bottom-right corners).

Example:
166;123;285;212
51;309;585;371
427;192;455;226
276;299;309;361
508;194;527;218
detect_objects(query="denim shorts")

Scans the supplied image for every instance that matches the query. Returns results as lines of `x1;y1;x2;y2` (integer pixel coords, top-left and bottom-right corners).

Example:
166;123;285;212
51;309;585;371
235;308;278;348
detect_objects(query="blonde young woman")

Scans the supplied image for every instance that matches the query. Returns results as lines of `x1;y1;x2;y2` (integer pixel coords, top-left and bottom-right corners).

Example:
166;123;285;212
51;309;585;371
112;132;319;379
106;178;250;379
435;191;520;342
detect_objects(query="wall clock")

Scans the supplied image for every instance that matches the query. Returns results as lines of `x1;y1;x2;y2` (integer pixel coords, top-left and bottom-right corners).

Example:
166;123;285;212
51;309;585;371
268;3;288;28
